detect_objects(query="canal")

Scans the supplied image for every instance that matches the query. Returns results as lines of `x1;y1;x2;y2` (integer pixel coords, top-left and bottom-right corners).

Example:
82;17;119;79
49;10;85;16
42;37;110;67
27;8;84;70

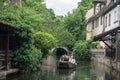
6;56;120;80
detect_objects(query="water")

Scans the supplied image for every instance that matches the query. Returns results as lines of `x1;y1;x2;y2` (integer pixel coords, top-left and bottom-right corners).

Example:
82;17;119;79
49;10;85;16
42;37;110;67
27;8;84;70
6;56;120;80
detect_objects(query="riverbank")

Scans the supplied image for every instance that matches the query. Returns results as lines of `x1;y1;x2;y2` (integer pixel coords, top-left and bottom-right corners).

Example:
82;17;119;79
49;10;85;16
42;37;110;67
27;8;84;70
0;69;19;79
91;49;120;72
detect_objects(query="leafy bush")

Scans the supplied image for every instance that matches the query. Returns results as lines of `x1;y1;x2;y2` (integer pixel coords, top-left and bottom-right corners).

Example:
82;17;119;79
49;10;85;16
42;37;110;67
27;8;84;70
14;26;42;71
73;40;92;61
91;42;101;49
14;45;42;71
34;32;57;53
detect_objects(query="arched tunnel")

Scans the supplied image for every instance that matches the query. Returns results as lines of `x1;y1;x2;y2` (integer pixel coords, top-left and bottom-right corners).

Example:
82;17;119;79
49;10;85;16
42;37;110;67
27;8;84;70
56;47;68;58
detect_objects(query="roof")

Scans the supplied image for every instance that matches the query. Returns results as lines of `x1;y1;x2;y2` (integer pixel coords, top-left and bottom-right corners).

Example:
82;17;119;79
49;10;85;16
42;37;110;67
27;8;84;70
0;21;18;32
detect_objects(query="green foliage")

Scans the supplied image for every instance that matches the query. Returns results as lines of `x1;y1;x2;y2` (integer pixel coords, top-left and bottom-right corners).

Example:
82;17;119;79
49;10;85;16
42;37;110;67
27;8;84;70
0;0;56;71
47;9;56;19
0;0;55;31
55;28;75;50
63;0;93;40
14;45;42;71
15;25;34;46
13;26;42;71
0;0;94;70
0;0;77;51
34;32;57;53
46;16;76;50
73;40;92;61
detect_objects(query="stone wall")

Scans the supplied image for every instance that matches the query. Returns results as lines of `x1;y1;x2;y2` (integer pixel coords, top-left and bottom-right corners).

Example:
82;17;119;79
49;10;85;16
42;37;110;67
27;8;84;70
91;49;120;72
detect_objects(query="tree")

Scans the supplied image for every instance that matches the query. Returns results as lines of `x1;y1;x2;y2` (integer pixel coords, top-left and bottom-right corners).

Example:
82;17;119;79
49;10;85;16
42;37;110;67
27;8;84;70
14;26;42;71
0;0;50;71
55;27;75;50
63;0;93;41
34;32;57;53
73;40;92;60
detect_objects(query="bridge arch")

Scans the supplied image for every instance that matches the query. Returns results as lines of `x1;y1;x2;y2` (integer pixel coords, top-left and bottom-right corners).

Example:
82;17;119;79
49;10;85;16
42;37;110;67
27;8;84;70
50;46;69;57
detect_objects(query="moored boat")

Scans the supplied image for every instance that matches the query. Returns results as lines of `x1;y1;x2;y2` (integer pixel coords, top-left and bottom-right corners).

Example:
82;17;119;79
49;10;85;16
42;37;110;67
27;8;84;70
57;61;76;69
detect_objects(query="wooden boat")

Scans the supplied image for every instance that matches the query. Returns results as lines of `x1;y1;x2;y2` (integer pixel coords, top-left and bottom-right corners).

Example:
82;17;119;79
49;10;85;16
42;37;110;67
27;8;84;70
57;61;76;69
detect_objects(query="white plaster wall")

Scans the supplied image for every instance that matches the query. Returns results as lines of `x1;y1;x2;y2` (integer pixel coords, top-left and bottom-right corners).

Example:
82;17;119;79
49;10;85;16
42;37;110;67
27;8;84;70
86;8;94;40
105;5;120;31
92;15;104;36
85;8;94;20
86;22;92;40
106;0;111;5
118;5;120;21
92;25;103;36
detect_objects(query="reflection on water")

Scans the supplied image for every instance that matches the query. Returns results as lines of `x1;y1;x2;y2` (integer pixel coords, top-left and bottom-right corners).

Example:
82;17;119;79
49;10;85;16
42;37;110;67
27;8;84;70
91;61;120;80
58;69;75;80
6;56;120;80
40;56;76;80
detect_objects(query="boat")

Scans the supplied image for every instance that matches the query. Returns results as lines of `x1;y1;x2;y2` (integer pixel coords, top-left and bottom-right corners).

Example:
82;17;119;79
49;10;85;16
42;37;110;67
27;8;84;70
57;61;77;69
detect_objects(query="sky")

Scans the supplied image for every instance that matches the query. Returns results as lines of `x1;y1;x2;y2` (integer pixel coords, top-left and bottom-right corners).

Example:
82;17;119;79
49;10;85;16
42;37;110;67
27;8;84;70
45;0;81;16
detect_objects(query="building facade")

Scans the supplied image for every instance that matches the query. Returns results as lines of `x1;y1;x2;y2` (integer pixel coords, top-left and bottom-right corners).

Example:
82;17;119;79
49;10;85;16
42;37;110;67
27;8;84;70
86;0;120;71
86;8;94;40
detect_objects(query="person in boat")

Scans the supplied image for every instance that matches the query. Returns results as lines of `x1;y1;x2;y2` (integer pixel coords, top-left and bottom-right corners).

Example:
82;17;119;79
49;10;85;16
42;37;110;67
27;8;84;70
60;55;65;61
60;54;69;62
70;57;76;64
64;54;69;61
69;54;77;65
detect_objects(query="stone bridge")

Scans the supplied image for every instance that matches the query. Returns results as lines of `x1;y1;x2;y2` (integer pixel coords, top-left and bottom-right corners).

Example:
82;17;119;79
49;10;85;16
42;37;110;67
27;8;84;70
49;46;69;57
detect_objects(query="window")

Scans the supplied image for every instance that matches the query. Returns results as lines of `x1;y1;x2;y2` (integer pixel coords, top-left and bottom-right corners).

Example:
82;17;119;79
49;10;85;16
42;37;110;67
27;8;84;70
92;21;94;29
114;11;116;21
108;14;111;26
95;20;97;28
101;16;103;25
95;4;99;14
100;4;102;11
106;16;107;27
97;18;99;27
94;19;99;28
